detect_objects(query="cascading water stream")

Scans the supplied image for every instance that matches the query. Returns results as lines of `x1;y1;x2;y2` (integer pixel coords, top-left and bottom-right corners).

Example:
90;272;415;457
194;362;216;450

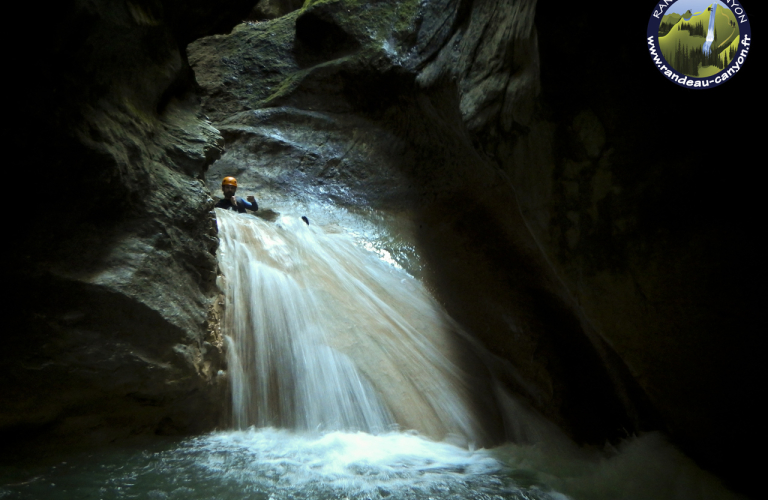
214;207;516;445
216;209;394;433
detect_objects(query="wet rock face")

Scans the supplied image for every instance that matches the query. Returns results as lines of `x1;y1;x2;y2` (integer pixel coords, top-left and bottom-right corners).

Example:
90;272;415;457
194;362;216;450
3;0;257;450
190;0;636;448
190;0;758;493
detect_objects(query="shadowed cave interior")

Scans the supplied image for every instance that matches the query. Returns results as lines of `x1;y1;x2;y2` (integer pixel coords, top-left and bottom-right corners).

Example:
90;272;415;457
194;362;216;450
3;0;760;498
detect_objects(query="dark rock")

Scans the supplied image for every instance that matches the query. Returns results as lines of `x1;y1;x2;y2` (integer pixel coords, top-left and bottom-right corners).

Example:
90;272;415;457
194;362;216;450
3;0;258;451
525;4;760;494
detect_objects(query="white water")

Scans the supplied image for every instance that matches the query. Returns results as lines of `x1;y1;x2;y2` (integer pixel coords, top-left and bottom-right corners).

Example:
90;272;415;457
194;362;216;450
0;428;744;499
217;209;393;433
215;208;522;445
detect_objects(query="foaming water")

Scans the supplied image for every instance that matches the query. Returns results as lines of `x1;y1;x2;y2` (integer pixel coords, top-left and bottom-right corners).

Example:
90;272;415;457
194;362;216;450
188;428;547;499
0;429;564;500
0;429;743;500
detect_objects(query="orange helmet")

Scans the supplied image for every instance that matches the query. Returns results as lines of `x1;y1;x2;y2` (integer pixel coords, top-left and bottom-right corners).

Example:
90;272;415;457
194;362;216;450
222;176;238;187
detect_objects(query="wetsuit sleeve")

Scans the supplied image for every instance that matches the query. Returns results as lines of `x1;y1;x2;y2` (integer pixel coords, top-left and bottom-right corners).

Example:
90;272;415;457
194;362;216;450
239;197;258;211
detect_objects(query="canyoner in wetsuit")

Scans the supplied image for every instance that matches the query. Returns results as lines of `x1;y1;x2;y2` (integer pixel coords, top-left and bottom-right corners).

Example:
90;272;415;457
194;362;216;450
215;176;258;213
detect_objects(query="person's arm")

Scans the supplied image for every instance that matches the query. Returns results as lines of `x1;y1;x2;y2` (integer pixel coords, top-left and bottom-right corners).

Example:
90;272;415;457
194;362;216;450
243;195;258;211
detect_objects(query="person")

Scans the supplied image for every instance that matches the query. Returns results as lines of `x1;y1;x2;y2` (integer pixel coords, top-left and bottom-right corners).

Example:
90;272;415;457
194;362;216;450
214;176;258;213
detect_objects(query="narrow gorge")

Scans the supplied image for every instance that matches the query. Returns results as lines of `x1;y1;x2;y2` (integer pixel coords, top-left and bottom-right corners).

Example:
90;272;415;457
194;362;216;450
2;1;759;498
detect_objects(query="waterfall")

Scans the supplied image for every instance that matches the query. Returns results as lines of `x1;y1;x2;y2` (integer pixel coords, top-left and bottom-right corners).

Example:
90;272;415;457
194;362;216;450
1;208;745;499
214;208;513;445
216;209;393;433
703;4;717;55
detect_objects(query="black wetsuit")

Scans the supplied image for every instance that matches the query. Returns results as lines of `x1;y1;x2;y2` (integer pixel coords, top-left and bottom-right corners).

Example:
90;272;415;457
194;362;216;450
215;197;258;214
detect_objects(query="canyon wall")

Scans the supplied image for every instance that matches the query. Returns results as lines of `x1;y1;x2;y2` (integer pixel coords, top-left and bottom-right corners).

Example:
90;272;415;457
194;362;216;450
3;0;258;449
191;0;759;493
2;0;758;495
